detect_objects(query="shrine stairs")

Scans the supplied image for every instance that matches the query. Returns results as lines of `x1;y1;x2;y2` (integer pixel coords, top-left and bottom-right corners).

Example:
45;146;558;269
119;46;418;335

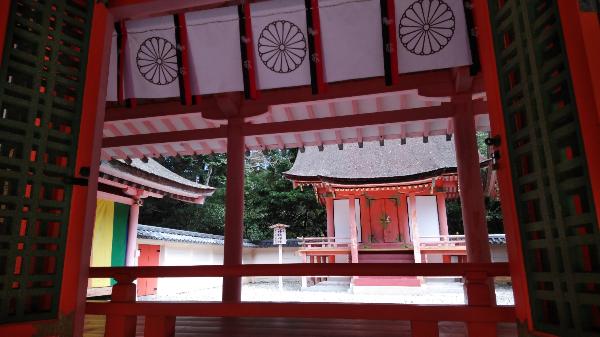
353;252;421;287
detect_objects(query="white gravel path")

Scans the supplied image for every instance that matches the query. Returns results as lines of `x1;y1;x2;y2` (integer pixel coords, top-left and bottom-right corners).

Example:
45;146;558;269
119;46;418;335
139;280;515;306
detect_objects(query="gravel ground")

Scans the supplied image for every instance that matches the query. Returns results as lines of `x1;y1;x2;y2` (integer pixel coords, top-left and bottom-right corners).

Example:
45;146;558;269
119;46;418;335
139;280;515;306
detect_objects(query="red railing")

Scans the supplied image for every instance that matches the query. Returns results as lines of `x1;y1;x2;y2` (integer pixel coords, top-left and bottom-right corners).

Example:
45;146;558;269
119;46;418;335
298;236;351;249
87;263;514;337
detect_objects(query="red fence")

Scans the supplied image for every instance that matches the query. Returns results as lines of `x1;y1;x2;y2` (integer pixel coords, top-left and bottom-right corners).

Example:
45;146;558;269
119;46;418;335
87;263;515;337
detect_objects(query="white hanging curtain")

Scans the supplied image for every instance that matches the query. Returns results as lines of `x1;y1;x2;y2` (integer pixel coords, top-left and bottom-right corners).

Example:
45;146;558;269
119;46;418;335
106;31;118;101
395;0;472;74
319;0;385;83
185;7;244;95
250;0;311;90
125;16;180;99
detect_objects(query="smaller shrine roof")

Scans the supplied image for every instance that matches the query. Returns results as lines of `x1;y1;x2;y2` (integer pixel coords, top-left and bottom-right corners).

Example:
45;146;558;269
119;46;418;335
284;136;463;184
99;158;215;203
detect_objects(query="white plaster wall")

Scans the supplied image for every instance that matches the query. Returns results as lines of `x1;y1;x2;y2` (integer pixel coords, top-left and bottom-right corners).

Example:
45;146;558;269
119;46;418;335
491;245;508;262
244;246;303;282
408;196;440;242
137;239;224;295
333;198;362;243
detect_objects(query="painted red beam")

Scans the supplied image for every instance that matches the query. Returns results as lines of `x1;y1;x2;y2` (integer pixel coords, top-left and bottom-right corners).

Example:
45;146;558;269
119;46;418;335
102;103;459;147
102;125;227;148
86;301;515;322
105;70;480;122
88;262;510;279
108;0;230;20
244;104;458;137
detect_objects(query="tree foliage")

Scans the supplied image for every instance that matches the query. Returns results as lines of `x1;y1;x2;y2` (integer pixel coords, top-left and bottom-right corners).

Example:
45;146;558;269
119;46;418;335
139;149;325;241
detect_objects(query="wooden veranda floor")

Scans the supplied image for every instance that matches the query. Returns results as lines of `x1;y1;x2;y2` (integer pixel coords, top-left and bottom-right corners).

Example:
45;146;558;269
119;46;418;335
84;315;517;337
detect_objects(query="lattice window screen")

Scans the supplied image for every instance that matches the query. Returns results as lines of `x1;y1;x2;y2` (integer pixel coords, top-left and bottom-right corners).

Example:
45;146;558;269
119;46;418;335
488;0;600;336
0;0;93;323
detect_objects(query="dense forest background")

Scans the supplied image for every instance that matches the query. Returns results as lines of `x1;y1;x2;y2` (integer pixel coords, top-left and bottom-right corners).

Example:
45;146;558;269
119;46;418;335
139;134;503;241
139;149;327;241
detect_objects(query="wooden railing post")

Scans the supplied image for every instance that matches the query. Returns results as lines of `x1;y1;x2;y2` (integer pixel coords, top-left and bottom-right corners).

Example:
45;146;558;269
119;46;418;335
464;271;497;337
144;315;176;337
105;275;137;337
410;320;439;337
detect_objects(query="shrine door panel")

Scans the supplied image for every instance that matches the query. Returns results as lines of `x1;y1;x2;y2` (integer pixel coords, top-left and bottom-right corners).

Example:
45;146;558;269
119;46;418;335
487;0;600;336
137;244;160;296
368;199;385;243
0;0;98;329
382;199;400;243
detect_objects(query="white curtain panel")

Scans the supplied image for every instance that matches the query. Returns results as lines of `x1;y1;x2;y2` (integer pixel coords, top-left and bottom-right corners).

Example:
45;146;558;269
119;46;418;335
106;31;118;101
395;0;472;74
319;0;385;83
251;0;311;90
125;16;180;99
186;7;244;95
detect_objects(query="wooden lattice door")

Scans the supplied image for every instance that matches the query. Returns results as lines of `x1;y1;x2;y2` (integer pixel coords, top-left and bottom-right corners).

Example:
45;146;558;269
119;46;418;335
0;0;109;335
484;0;600;336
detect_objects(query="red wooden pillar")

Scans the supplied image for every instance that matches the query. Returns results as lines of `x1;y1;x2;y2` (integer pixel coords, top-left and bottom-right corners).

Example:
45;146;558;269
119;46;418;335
453;98;496;337
63;4;113;336
125;199;140;266
453;98;491;264
557;0;600;226
410;320;439;337
325;197;334;238
436;193;449;237
359;196;371;243
398;194;410;244
222;117;245;303
348;196;359;263
106;277;137;337
0;1;9;54
472;0;531;324
408;194;421;263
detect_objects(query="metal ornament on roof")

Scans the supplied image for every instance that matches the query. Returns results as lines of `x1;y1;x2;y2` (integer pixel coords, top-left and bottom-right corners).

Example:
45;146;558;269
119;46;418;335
399;0;455;56
136;37;179;85
258;20;307;73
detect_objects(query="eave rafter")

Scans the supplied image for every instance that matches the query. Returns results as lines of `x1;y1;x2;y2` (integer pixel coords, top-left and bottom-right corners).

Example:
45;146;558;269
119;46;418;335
103;101;488;153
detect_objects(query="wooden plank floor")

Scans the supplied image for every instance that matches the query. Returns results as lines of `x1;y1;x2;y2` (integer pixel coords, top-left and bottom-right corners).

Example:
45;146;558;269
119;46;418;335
84;315;517;337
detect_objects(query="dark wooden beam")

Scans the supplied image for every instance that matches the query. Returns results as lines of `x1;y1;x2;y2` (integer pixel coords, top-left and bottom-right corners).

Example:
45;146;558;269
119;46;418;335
105;70;481;122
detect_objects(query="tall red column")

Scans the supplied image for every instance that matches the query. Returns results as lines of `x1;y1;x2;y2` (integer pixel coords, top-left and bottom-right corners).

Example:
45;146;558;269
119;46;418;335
348;197;358;263
436;193;449;237
125;200;140;266
325;197;334;238
222;117;246;303
453;98;496;337
453;99;491;263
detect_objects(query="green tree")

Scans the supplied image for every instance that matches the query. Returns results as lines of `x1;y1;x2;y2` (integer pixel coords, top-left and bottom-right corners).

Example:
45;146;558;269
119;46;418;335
139;149;326;240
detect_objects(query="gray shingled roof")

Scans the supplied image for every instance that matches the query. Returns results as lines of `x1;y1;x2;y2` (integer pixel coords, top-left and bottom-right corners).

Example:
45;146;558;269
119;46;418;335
100;158;215;196
284;136;459;184
488;234;506;245
137;225;256;247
